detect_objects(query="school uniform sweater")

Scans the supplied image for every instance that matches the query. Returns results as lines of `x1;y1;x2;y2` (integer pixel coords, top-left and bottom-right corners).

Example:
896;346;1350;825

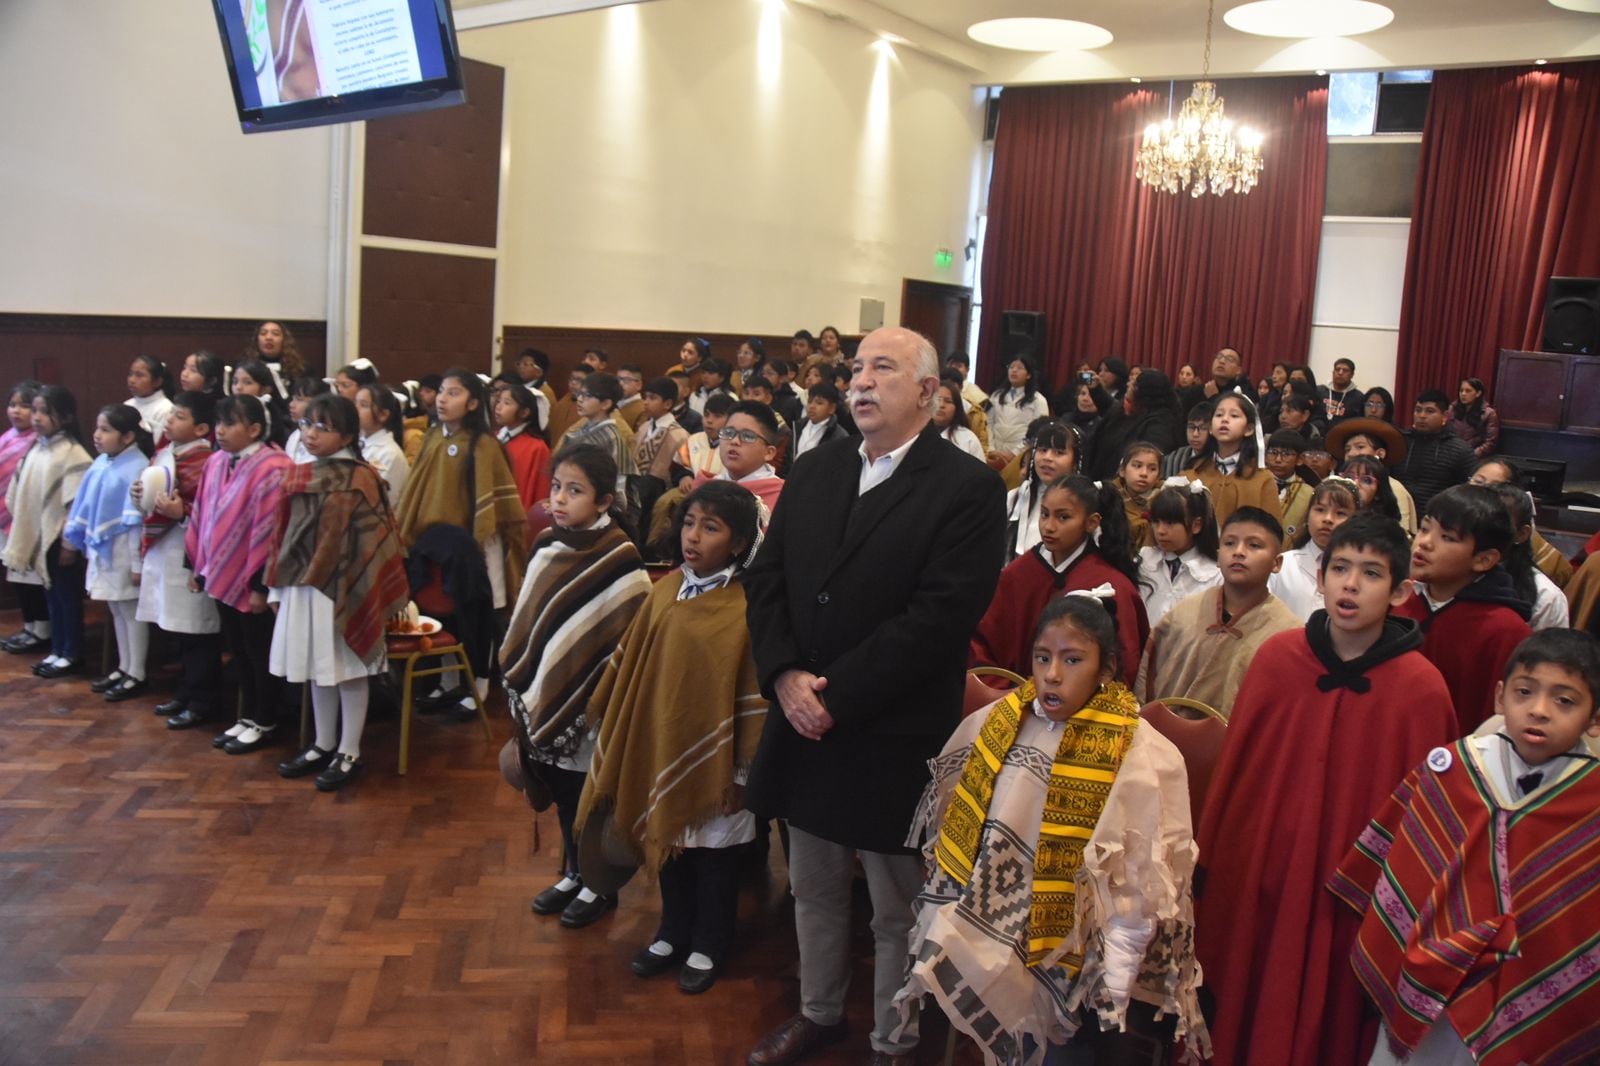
1185;457;1281;531
1393;568;1533;736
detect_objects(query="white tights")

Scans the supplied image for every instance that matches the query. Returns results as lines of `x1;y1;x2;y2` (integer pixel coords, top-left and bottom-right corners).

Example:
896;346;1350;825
310;677;370;759
106;599;148;680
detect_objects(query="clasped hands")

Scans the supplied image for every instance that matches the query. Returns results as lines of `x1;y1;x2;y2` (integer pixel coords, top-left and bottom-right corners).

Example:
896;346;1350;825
775;669;834;741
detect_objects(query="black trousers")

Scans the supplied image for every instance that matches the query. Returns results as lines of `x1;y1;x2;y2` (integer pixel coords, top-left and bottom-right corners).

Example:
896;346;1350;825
655;846;742;964
13;581;48;624
174;631;222;715
217;601;280;728
544;764;586;880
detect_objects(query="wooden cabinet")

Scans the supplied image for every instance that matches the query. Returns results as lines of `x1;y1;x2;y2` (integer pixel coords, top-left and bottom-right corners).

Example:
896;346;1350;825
1495;348;1600;437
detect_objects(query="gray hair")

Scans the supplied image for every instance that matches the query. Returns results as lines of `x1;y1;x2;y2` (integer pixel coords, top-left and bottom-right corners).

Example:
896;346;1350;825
912;332;939;412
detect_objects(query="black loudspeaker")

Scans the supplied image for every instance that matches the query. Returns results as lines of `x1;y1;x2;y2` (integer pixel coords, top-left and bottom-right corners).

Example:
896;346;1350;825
1542;277;1600;355
998;311;1046;364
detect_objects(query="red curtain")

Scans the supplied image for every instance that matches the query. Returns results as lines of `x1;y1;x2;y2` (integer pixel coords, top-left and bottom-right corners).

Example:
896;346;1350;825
1395;61;1600;412
977;76;1327;392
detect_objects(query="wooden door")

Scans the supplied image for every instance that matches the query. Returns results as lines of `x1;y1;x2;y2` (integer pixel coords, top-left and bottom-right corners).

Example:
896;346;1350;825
900;279;972;360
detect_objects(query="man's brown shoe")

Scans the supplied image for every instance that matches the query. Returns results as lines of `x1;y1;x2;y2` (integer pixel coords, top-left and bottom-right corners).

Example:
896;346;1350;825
747;1014;848;1066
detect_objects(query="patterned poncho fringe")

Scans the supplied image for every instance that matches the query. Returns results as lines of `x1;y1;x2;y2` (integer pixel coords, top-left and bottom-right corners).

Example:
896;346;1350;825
139;443;212;556
500;524;650;761
1;433;92;583
265;458;410;664
186;447;294;613
0;427;38;534
575;572;765;878
62;447;146;566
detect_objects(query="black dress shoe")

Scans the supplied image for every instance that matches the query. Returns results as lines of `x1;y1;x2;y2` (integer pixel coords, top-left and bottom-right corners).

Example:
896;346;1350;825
103;677;148;703
35;659;80;679
630;944;681;977
166;707;210;730
416;686;470;713
90;670;127;693
747;1014;849;1066
224;726;280;755
559;892;617;929
677;960;718;995
278;746;333;779
314;754;363;792
154;698;186;717
3;632;49;654
530;881;583;916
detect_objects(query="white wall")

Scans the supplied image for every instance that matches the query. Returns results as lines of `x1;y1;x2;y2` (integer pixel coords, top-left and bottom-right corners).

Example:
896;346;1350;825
461;0;983;335
1308;217;1411;394
0;2;333;318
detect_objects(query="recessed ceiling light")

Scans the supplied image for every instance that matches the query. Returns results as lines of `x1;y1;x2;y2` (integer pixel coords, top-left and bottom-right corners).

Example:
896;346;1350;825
967;17;1114;52
1224;0;1393;38
1316;68;1328;75
1130;76;1142;83
1535;58;1549;64
1548;0;1600;12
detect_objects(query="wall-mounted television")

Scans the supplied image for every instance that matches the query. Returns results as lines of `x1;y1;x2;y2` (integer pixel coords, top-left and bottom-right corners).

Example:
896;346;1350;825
210;0;467;133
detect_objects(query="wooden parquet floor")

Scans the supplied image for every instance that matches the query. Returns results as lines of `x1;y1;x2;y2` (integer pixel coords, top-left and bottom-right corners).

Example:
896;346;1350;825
0;617;971;1066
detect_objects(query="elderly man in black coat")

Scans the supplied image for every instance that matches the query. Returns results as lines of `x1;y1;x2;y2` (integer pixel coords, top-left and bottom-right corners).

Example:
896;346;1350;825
743;327;1005;1066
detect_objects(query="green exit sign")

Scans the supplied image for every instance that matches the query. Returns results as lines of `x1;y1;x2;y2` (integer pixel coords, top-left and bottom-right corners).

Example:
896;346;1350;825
935;248;954;270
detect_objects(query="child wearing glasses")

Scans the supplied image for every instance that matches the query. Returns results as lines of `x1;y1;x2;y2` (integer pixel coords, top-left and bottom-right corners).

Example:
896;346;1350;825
561;372;637;501
692;401;784;516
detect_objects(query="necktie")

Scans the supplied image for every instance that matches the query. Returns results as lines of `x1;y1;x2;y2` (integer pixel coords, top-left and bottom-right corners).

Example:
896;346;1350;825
1517;771;1543;797
228;454;240;475
1166;556;1181;581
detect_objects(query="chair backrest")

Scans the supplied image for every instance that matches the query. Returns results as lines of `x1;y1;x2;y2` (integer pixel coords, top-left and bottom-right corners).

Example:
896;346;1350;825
1140;700;1227;831
963;667;1026;718
526;499;556;547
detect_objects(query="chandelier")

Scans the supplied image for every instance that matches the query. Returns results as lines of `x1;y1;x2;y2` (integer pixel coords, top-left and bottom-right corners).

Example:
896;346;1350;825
1135;0;1264;197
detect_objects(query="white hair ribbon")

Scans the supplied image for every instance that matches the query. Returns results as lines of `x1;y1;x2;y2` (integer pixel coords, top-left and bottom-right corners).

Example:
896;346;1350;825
1066;583;1116;603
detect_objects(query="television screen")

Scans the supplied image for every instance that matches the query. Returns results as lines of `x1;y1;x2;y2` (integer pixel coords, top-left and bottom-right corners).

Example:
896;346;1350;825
210;0;467;133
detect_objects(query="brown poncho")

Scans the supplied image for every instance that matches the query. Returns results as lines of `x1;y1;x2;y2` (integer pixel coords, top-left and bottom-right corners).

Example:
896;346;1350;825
396;425;527;596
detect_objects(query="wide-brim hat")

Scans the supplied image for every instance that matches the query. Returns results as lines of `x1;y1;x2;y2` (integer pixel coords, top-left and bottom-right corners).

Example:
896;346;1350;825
576;810;642;897
1325;418;1406;467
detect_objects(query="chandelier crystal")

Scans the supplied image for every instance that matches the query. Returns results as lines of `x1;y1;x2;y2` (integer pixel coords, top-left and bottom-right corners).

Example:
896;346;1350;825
1135;0;1265;197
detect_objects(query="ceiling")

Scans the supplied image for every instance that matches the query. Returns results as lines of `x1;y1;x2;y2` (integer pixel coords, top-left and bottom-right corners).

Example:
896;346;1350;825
453;0;1600;82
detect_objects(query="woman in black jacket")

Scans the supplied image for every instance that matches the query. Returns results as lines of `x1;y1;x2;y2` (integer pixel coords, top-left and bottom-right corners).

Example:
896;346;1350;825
1083;368;1183;480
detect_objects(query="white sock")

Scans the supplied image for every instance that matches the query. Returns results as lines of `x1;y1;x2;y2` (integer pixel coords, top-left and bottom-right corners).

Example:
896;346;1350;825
30;620;51;639
41;655;64;667
310;683;341;752
575;887;599;903
336;676;369;759
475;676;490;700
554;875;581;892
110;600;148;680
648;940;675;957
685;952;714;971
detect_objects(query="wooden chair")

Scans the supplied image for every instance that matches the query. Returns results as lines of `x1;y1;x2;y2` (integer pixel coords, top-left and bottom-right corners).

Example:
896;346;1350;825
963;665;1026;717
1139;698;1227;830
389;565;492;775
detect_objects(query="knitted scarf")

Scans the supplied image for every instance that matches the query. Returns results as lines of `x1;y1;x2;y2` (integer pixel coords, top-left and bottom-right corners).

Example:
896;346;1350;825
936;680;1141;970
575;571;765;877
0;427;37;535
62;446;145;566
265;458;410;663
138;442;212;556
186;446;294;612
501;523;650;759
1;433;92;583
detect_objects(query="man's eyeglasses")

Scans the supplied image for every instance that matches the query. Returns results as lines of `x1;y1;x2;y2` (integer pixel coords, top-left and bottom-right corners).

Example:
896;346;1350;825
718;428;770;445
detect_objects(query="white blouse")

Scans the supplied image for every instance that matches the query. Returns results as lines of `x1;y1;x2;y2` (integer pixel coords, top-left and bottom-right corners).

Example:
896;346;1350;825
1268;544;1323;621
1138;546;1223;627
986;389;1050;456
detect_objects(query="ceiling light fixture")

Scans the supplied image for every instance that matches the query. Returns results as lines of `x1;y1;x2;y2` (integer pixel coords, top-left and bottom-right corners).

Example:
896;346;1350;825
1136;0;1264;197
1131;76;1142;83
966;17;1113;52
1534;58;1549;65
1224;0;1393;38
1315;68;1328;76
1548;0;1600;12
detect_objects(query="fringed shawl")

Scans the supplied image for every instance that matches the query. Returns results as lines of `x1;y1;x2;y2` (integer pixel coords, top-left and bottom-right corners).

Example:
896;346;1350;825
1;433;92;583
396;425;527;594
186;446;294;612
139;442;212;555
0;427;38;535
265;458;409;663
500;524;650;759
62;447;145;566
575;572;765;878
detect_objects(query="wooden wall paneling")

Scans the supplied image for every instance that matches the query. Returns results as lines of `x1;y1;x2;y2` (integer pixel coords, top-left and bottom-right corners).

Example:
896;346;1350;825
362;58;505;248
0;314;326;429
498;326;863;396
358;249;497;383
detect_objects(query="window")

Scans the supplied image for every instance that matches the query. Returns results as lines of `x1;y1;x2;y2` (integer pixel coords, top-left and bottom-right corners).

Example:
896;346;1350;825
1329;70;1432;137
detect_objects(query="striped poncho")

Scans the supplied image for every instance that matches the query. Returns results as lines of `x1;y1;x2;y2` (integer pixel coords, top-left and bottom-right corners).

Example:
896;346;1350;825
186;445;294;613
1330;739;1600;1066
574;571;765;878
140;442;211;556
0;426;37;536
500;522;650;761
